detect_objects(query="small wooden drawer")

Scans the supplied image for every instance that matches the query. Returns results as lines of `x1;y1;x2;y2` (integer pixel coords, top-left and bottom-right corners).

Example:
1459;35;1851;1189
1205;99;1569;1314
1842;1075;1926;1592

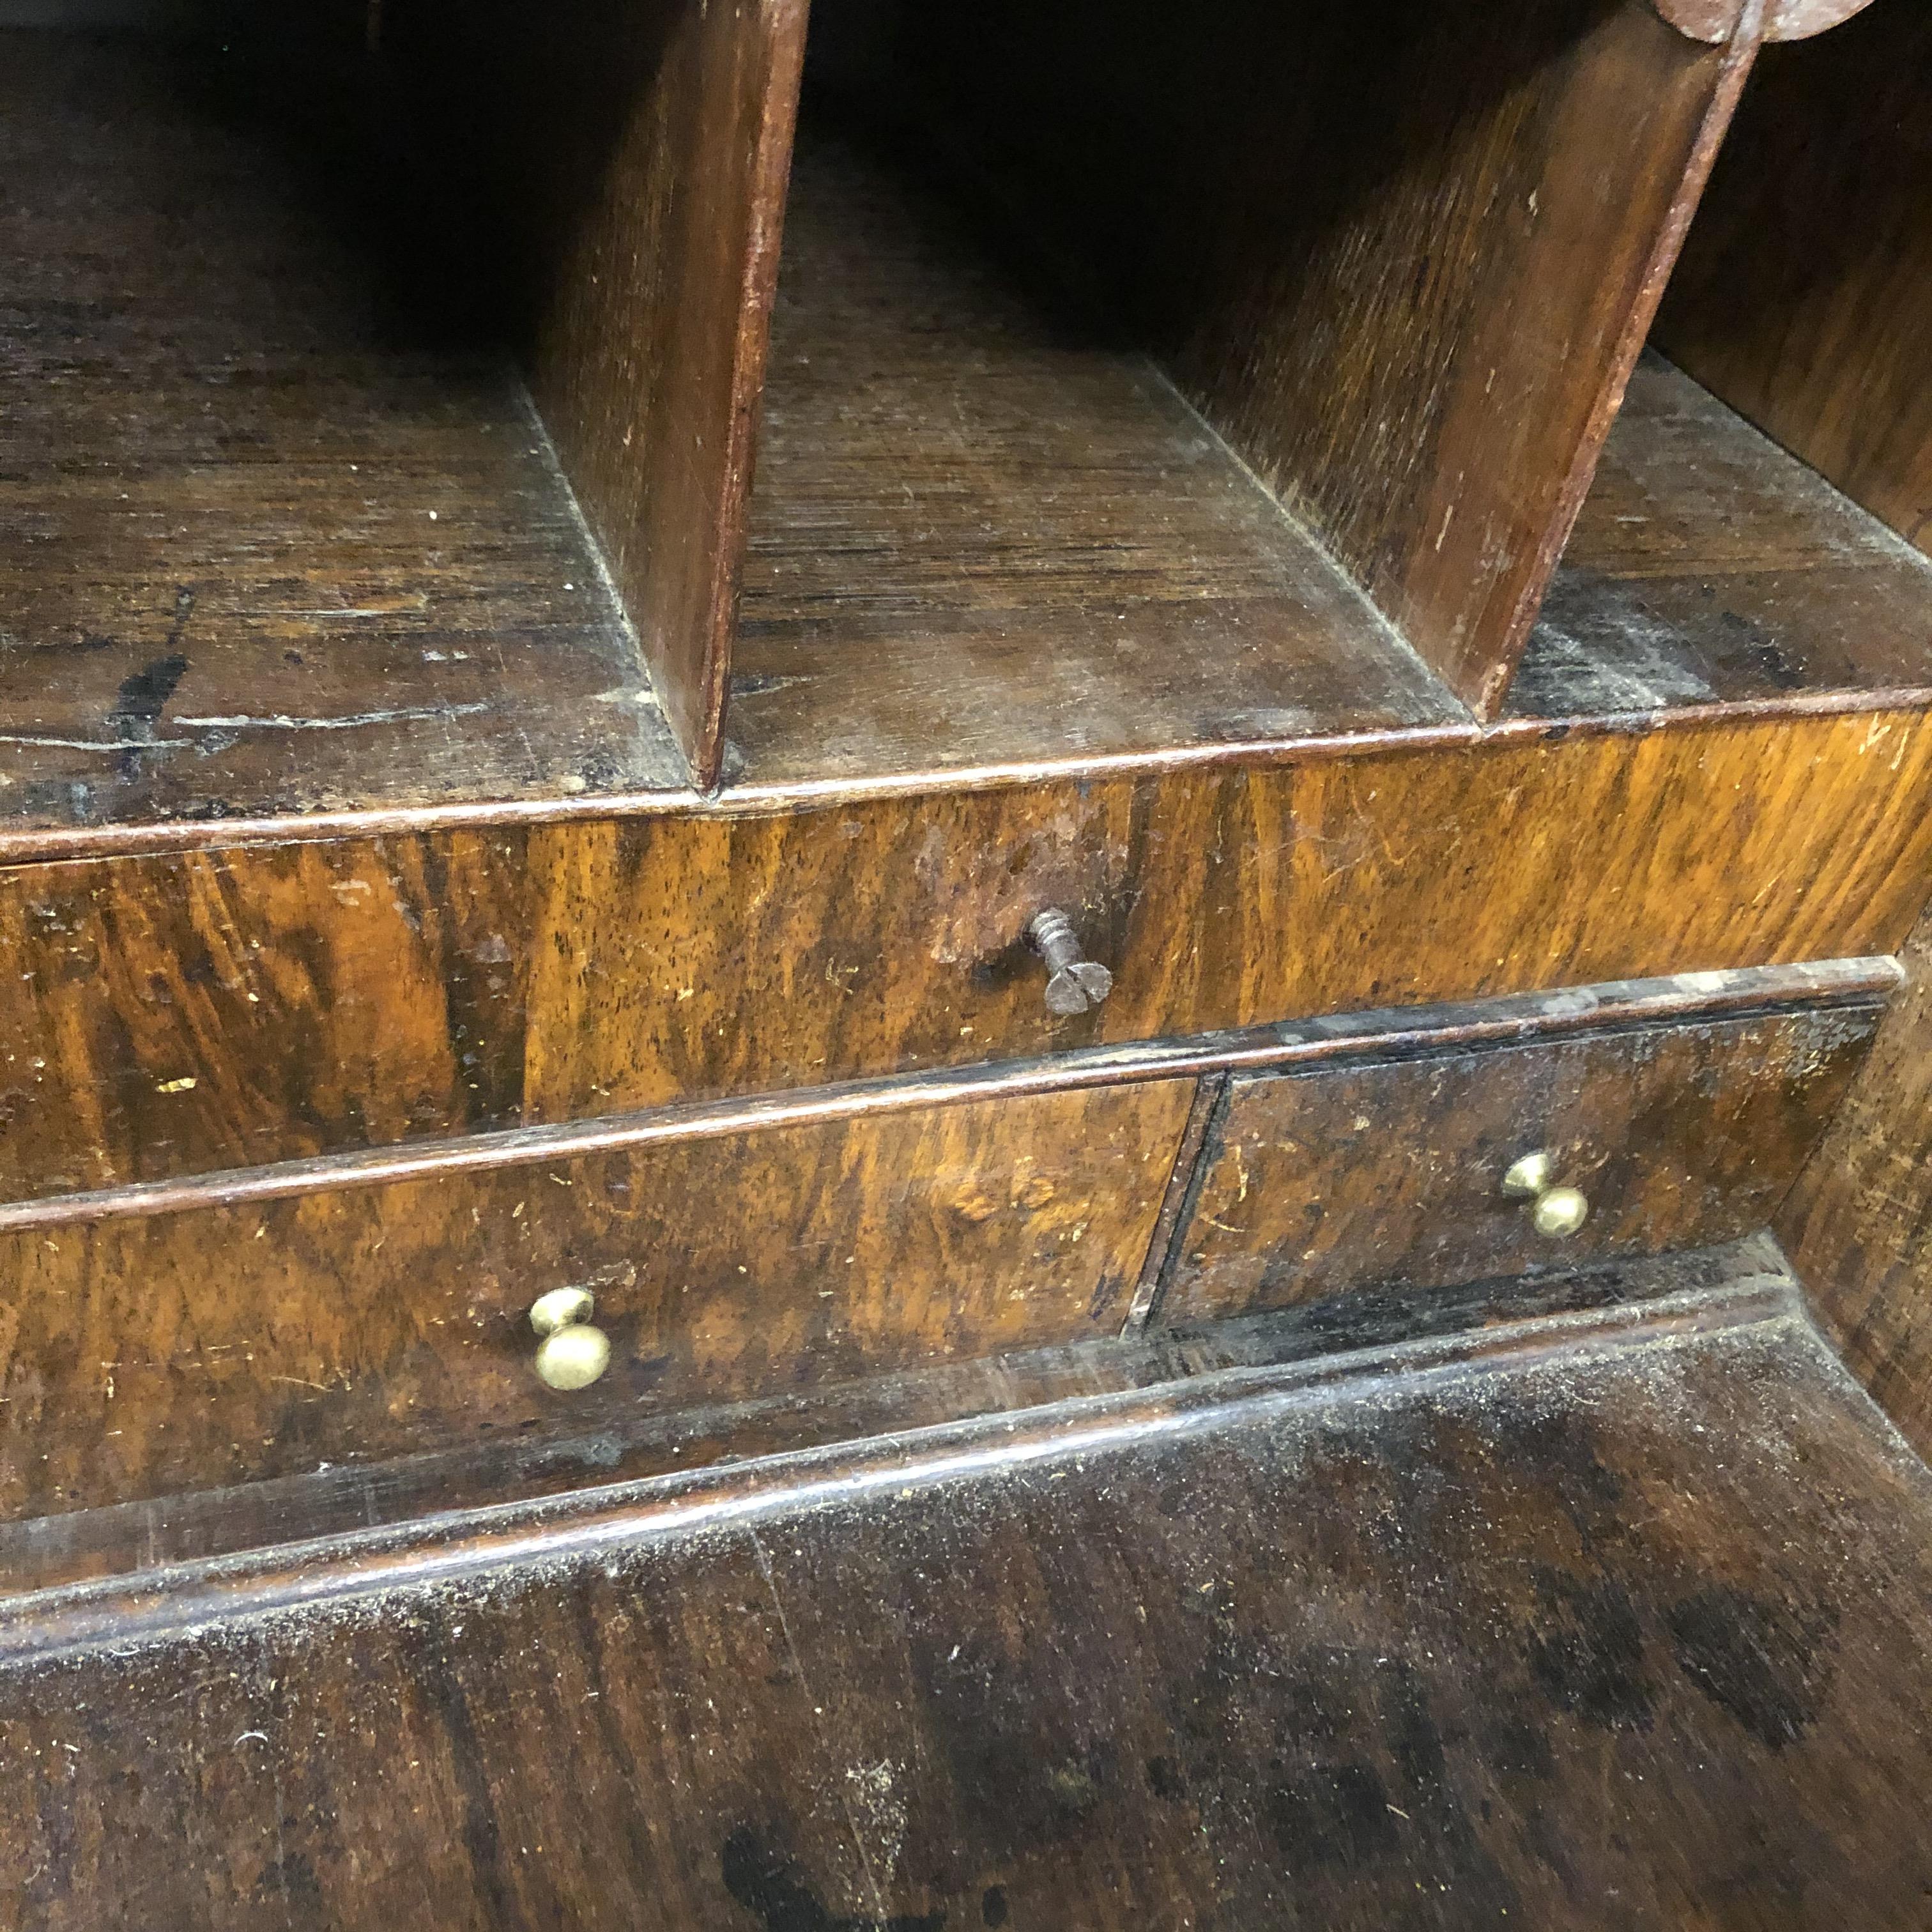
0;1079;1193;1524
12;710;1932;1209
1156;999;1885;1326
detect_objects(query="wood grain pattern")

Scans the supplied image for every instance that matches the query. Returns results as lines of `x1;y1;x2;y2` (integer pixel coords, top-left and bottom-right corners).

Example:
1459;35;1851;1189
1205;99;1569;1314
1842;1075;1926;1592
1780;901;1932;1459
1655;1;1932;558
1162;1002;1882;1325
8;707;1932;1202
0;829;539;1197
1514;354;1932;716
1173;0;1756;716
3;958;1888;1232
8;1294;1932;1928
397;0;810;787
728;130;1462;783
0;1078;1191;1522
843;0;1758;714
0;30;691;832
3;1239;1777;1613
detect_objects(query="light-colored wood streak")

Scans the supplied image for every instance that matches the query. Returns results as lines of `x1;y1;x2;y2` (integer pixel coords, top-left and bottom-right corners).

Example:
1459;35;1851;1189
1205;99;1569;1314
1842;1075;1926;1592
5;709;1932;1202
0;1078;1193;1522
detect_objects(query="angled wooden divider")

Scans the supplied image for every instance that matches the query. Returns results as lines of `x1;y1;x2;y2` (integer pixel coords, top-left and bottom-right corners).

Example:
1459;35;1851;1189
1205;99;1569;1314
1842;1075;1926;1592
812;0;1766;716
1655;0;1932;559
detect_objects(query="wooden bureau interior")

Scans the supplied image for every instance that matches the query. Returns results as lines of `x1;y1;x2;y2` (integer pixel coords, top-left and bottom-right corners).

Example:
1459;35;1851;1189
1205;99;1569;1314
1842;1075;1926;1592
4;1;1932;1924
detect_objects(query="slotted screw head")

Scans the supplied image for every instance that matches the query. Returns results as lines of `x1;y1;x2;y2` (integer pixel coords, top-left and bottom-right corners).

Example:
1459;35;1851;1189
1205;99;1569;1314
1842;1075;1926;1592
1029;908;1112;1015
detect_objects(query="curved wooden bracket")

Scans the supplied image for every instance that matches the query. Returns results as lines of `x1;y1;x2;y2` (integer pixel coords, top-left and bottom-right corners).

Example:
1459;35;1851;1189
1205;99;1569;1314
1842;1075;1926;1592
1652;0;1880;42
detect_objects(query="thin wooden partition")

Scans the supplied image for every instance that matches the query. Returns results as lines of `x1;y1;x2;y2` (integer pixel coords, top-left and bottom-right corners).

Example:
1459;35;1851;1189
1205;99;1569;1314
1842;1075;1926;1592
390;0;812;789
801;0;1765;716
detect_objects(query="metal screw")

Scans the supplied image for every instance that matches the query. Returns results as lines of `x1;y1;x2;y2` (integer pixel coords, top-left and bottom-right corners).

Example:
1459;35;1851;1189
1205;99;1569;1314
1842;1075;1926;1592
1029;908;1114;1016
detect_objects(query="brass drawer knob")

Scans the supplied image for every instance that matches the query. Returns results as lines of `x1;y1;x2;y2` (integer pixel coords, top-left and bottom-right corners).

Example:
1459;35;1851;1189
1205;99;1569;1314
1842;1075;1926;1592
528;1287;612;1390
1501;1151;1590;1240
1029;908;1113;1016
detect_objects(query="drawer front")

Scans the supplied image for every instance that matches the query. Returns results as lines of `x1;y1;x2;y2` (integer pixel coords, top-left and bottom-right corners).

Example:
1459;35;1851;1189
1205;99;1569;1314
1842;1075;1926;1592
1158;1002;1882;1325
0;1079;1193;1522
7;707;1932;1204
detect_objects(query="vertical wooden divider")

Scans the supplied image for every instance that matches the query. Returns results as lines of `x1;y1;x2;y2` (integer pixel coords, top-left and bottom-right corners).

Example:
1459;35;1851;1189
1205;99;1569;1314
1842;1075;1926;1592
1779;898;1932;1462
868;0;1765;716
392;0;812;790
1162;0;1768;717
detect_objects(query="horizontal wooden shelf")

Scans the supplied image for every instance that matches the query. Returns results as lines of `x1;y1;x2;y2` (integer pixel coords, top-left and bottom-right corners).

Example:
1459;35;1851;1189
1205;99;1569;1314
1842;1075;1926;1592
5;34;1931;841
725;127;1466;783
1512;351;1932;719
12;1248;1932;1928
0;31;691;837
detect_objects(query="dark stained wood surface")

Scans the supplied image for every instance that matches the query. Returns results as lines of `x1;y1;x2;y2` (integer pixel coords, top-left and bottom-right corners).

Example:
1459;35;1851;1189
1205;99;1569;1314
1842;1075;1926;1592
0;31;691;834
727;130;1462;783
1171;0;1756;717
0;1078;1192;1522
8;1276;1932;1928
1781;901;1932;1460
1514;355;1932;716
3;1239;1780;1616
839;0;1759;716
1655;2;1932;556
1160;1000;1882;1326
6;711;1932;1202
7;19;1928;841
400;0;811;788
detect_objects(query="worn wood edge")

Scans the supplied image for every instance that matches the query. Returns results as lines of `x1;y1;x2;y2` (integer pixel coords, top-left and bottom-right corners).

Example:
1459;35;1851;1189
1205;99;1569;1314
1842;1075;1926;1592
1123;1073;1225;1333
0;721;1474;867
0;959;1897;1233
687;0;812;791
1652;0;1880;42
13;690;1932;868
1;1241;1774;1609
1487;2;1767;715
0;1259;1804;1667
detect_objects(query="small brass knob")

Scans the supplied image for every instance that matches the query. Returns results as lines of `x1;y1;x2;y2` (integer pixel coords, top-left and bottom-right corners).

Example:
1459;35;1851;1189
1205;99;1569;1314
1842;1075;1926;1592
528;1286;611;1390
1531;1186;1590;1239
1029;908;1113;1016
1501;1151;1590;1241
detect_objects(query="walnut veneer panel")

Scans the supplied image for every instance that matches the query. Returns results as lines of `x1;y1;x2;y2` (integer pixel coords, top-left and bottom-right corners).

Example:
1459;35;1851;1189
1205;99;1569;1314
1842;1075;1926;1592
7;707;1932;1201
1163;999;1883;1323
0;1077;1192;1520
